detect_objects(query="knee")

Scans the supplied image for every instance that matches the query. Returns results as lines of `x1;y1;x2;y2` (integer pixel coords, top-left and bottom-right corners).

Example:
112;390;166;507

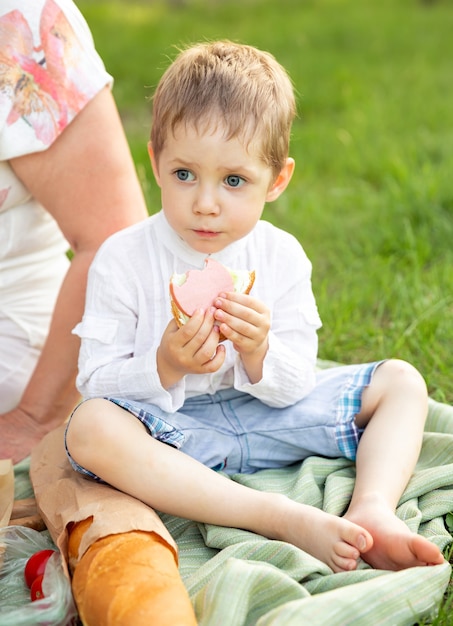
379;359;427;399
66;398;111;460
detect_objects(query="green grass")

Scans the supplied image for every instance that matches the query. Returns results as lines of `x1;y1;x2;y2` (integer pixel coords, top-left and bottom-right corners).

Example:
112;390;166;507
75;0;453;404
75;1;453;620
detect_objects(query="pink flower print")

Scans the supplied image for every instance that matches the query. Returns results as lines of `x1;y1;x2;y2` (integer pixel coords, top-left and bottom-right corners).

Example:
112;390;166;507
0;9;33;57
0;10;62;145
0;0;97;147
39;0;93;118
4;54;61;144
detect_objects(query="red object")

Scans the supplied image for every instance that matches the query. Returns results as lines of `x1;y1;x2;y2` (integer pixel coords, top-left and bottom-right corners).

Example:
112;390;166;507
30;574;45;601
24;549;56;588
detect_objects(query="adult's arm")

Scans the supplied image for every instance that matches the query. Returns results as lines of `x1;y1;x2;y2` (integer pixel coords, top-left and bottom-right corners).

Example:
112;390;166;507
0;86;148;463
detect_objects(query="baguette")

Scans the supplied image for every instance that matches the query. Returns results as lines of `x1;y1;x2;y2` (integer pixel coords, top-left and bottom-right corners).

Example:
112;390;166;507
68;517;197;626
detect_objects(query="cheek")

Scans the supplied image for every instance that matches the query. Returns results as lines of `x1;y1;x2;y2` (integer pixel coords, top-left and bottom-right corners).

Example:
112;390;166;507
161;191;186;230
161;186;181;211
232;207;262;236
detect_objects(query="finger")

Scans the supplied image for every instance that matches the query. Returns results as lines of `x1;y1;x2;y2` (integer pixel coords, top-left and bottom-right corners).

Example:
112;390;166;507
215;305;260;340
192;327;223;366
217;292;266;314
199;342;226;371
217;317;254;342
215;295;250;319
182;308;219;353
196;307;218;343
176;309;206;346
215;297;267;332
218;323;253;349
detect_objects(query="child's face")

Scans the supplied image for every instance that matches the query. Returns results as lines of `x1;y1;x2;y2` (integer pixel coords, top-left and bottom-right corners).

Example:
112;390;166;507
149;123;280;255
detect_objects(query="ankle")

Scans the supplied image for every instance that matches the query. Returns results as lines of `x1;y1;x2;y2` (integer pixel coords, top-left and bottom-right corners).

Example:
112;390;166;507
252;492;292;541
346;491;396;517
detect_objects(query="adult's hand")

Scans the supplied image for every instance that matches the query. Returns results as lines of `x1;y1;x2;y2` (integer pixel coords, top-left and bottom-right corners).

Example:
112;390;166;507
0;407;61;464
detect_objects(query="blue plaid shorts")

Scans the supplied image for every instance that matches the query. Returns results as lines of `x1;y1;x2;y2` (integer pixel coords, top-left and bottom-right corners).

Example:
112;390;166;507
66;361;383;478
334;362;380;458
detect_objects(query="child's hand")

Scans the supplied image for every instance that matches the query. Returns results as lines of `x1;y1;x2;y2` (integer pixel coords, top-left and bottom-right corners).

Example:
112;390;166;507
157;308;226;389
214;292;270;383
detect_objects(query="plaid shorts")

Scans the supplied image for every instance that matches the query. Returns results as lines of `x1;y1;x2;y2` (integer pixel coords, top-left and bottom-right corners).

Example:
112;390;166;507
66;361;383;478
335;361;380;460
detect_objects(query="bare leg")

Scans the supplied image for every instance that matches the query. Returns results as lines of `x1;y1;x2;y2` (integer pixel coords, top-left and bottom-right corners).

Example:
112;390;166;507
66;399;373;573
344;359;444;570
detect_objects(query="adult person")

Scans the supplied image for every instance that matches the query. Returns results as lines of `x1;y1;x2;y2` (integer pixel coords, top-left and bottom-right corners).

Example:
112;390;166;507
0;0;148;463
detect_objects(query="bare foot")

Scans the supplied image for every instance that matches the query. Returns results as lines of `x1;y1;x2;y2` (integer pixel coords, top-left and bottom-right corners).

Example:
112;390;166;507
270;496;373;573
345;494;445;570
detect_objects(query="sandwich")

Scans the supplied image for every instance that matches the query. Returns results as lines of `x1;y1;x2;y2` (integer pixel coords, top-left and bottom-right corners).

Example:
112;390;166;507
169;258;255;341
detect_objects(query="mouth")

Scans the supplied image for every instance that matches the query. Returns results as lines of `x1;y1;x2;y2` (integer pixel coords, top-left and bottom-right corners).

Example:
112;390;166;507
192;229;221;238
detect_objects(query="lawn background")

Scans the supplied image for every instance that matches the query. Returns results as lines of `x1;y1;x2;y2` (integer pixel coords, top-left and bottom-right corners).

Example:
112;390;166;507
75;0;453;405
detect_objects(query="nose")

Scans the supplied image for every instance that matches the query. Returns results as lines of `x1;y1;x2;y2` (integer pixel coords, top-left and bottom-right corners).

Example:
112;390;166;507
193;184;220;215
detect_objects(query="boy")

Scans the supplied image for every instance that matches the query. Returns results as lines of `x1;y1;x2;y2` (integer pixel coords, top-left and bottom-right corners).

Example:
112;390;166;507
65;41;444;573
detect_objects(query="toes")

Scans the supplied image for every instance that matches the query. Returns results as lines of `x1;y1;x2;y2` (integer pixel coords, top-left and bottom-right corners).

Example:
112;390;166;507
335;540;360;561
411;536;444;566
343;523;373;554
331;551;359;573
330;526;372;572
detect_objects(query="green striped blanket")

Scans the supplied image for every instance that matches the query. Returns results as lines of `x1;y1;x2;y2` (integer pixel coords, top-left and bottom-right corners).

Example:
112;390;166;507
14;397;453;625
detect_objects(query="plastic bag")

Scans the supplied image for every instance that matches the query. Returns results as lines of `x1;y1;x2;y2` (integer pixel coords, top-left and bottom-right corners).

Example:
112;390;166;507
0;526;78;626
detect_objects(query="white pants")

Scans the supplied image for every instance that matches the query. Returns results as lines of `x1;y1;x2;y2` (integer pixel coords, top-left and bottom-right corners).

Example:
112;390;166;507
0;316;40;412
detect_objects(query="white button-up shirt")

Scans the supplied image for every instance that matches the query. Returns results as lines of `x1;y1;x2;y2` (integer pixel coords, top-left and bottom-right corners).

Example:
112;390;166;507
74;211;322;411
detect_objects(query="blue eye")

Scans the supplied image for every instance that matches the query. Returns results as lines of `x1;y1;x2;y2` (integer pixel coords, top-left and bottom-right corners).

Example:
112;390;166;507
175;169;194;181
225;175;244;188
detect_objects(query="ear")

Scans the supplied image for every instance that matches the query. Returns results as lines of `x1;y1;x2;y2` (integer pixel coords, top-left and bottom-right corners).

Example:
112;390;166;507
266;158;295;202
147;142;162;187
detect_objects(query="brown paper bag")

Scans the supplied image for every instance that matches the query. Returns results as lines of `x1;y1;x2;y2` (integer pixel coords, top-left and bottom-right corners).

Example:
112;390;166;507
0;459;14;529
30;425;177;569
0;459;14;568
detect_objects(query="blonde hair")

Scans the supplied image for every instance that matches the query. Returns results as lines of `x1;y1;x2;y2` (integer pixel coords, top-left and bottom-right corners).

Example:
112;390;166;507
150;40;296;179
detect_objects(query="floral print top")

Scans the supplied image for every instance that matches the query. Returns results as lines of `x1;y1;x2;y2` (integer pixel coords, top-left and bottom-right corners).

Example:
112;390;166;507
0;0;111;348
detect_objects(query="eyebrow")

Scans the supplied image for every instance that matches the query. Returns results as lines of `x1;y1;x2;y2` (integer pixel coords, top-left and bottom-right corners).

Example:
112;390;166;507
168;156;259;176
